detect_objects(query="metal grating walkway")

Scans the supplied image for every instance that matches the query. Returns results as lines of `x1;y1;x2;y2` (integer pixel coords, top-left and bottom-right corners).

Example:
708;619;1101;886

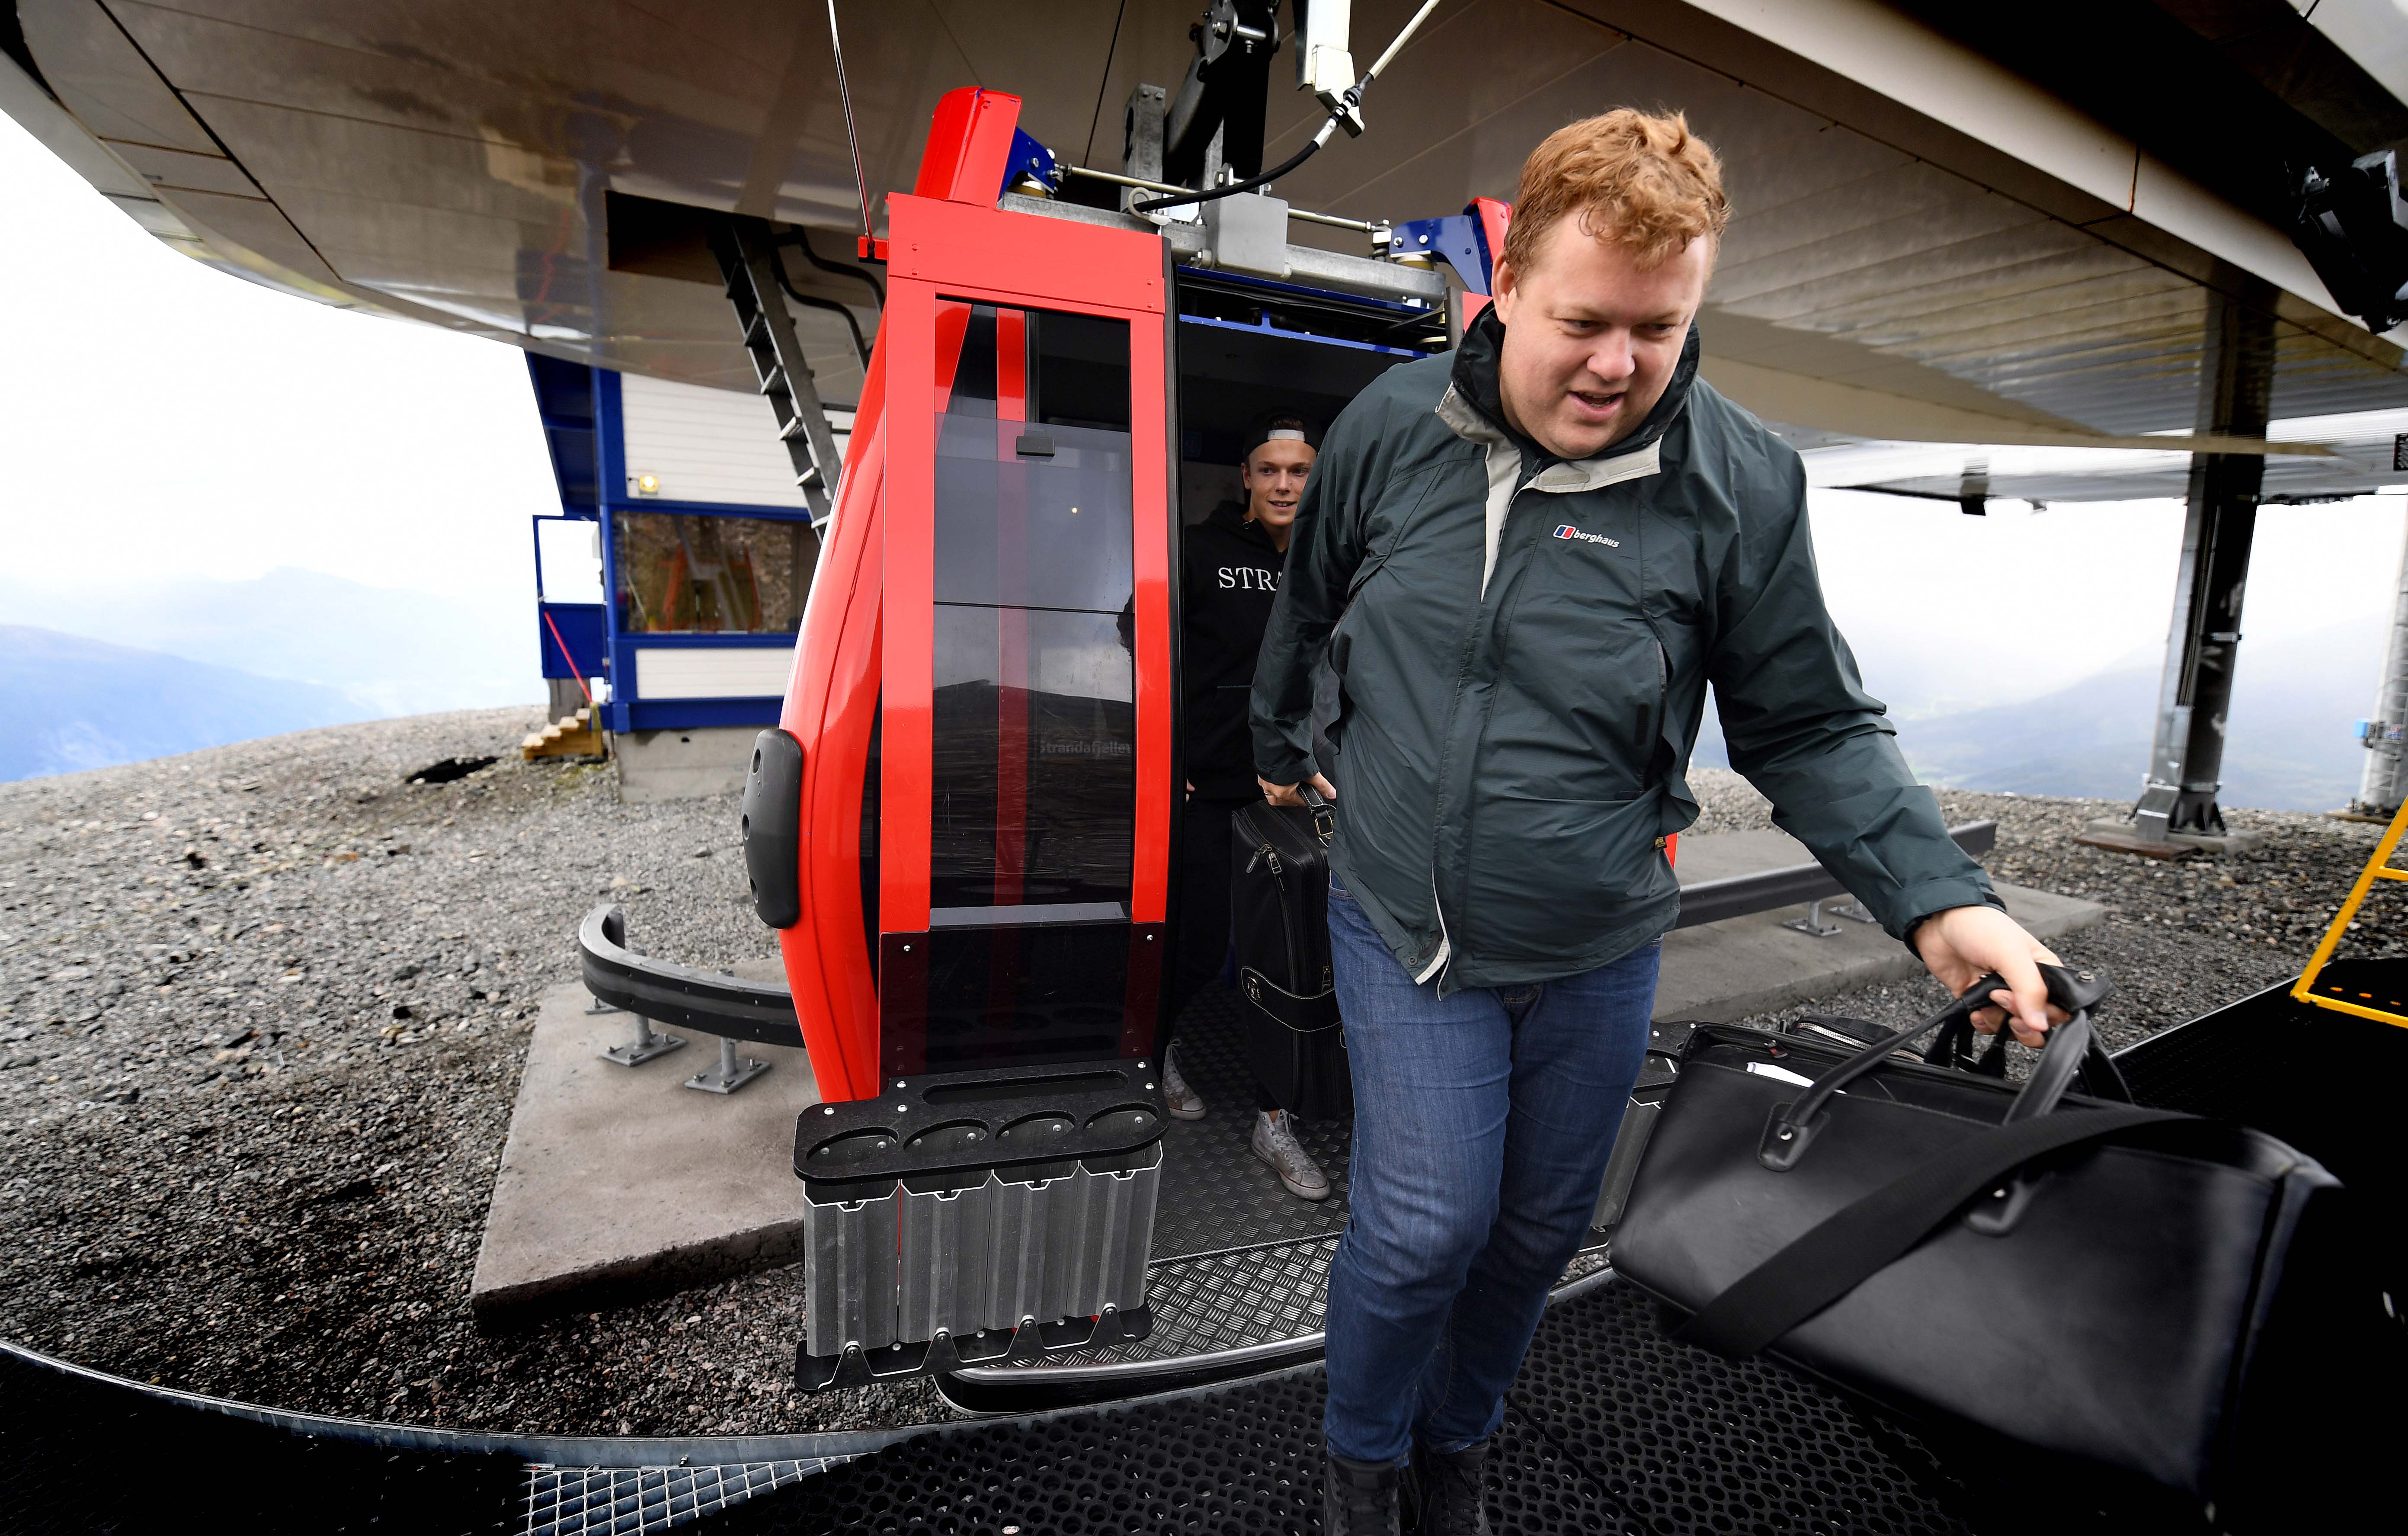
526;1460;854;1536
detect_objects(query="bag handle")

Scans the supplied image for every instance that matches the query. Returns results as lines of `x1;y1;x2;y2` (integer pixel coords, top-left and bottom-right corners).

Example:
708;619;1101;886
1924;1010;2131;1105
1675;1099;2192;1356
1761;962;2112;1170
1298;782;1336;847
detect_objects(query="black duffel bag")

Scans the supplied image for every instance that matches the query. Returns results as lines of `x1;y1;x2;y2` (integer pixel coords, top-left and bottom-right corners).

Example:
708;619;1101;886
1614;964;2338;1510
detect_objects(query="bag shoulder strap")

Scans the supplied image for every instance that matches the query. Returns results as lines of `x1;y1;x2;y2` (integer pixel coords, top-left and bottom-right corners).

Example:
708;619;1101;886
1675;1103;2189;1356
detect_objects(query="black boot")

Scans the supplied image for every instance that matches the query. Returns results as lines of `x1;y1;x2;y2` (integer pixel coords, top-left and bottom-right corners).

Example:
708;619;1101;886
1403;1438;1492;1536
1323;1450;1403;1535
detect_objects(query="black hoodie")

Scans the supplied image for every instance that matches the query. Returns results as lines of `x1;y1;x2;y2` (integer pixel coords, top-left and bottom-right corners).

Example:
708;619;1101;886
1181;499;1287;798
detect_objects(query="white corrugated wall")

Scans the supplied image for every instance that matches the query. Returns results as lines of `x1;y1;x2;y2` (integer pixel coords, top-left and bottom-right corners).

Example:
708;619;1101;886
618;373;851;508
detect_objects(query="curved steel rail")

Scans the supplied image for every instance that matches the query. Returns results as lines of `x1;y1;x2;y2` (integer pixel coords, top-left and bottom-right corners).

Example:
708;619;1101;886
577;903;803;1049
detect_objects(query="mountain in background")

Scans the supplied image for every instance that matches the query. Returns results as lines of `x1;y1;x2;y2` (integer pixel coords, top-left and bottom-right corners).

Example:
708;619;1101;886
0;625;376;782
0;568;544;718
1693;616;2383;813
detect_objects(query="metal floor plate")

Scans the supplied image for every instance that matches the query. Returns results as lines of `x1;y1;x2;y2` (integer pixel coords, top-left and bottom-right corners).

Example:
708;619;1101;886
979;976;1619;1378
1153;985;1354;1259
996;1236;1339;1370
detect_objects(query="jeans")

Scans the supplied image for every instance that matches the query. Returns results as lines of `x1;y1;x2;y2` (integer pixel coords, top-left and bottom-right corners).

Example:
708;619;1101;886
1320;882;1659;1465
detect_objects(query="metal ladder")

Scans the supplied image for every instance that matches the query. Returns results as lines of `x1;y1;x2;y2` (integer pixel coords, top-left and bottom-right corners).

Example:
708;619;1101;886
706;213;846;535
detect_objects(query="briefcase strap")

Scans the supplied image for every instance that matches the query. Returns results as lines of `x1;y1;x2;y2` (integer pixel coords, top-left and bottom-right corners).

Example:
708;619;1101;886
1674;1102;2190;1357
1239;967;1342;1035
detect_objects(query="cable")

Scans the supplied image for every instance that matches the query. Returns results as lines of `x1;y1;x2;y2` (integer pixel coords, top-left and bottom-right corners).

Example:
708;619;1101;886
1131;0;1443;215
785;227;885;307
1130;125;1333;213
541;609;596;708
769;248;873;369
827;0;873;246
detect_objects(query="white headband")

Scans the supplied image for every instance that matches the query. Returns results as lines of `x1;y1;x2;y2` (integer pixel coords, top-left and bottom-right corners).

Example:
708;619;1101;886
1265;428;1306;442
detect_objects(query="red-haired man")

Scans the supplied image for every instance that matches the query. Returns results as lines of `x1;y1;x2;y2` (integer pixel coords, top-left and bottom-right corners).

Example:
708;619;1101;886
1253;110;2068;1535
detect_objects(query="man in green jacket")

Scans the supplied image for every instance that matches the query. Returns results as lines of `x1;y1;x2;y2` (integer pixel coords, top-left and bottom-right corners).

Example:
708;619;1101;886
1252;111;2069;1536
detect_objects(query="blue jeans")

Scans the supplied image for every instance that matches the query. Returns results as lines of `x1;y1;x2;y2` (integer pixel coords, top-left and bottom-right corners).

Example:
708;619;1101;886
1321;882;1659;1465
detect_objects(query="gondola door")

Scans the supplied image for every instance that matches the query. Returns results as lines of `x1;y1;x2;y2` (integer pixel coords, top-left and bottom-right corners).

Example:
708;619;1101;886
773;90;1172;1103
874;189;1172;1088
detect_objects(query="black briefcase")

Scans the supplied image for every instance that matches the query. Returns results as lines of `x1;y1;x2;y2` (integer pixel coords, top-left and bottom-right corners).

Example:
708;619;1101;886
1614;965;2339;1510
1229;788;1351;1120
1588;1022;1696;1233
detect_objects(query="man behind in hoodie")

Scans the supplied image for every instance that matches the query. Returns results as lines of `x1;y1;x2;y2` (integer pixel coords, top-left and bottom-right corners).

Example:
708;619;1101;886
1160;411;1336;1204
1251;112;2073;1535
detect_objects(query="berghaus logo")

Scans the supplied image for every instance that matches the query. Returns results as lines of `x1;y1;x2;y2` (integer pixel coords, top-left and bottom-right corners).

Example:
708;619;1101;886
1554;524;1620;547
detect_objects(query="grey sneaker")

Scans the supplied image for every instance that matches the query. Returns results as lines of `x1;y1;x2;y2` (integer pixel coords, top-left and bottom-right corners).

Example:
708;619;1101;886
1162;1042;1206;1120
1252;1109;1331;1200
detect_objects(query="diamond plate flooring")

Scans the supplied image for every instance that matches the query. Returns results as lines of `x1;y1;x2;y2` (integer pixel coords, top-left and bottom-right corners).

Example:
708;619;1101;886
1153;985;1354;1260
996;1237;1339;1369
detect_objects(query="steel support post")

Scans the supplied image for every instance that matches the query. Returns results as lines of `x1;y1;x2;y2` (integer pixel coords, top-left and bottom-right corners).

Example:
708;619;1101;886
685;1034;771;1094
599;1009;685;1067
2133;283;2277;840
2352;515;2408;816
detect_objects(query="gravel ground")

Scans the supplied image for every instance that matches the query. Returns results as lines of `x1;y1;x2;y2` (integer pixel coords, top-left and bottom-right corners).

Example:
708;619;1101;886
1681;775;2408;1051
0;709;938;1436
2;715;2399;1437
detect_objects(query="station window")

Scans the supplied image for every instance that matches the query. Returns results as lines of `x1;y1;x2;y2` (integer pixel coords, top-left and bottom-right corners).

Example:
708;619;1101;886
611;510;813;634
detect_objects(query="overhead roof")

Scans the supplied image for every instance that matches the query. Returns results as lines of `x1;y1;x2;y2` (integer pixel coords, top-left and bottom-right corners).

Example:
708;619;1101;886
5;0;2406;495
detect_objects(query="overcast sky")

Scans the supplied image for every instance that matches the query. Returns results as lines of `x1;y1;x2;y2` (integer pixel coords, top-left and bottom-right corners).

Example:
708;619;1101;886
0;109;554;603
3;105;2402;728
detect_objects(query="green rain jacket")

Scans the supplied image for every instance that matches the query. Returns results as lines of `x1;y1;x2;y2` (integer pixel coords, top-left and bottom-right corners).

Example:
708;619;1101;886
1250;308;1998;993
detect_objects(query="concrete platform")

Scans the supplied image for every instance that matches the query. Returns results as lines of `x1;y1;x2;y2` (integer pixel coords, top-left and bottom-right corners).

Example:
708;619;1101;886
1657;826;2104;1022
469;965;817;1325
610;725;761;803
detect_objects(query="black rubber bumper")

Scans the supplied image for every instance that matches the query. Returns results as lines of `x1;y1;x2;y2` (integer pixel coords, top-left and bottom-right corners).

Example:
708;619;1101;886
577;903;803;1048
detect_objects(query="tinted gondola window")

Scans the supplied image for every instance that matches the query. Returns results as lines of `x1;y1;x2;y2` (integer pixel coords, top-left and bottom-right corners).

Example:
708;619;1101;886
906;302;1138;1074
927;305;1136;918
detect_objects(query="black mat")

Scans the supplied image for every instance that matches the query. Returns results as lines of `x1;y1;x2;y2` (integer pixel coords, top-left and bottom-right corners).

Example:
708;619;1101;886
1152;984;1354;1260
707;1280;1971;1535
1508;1282;1967;1536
